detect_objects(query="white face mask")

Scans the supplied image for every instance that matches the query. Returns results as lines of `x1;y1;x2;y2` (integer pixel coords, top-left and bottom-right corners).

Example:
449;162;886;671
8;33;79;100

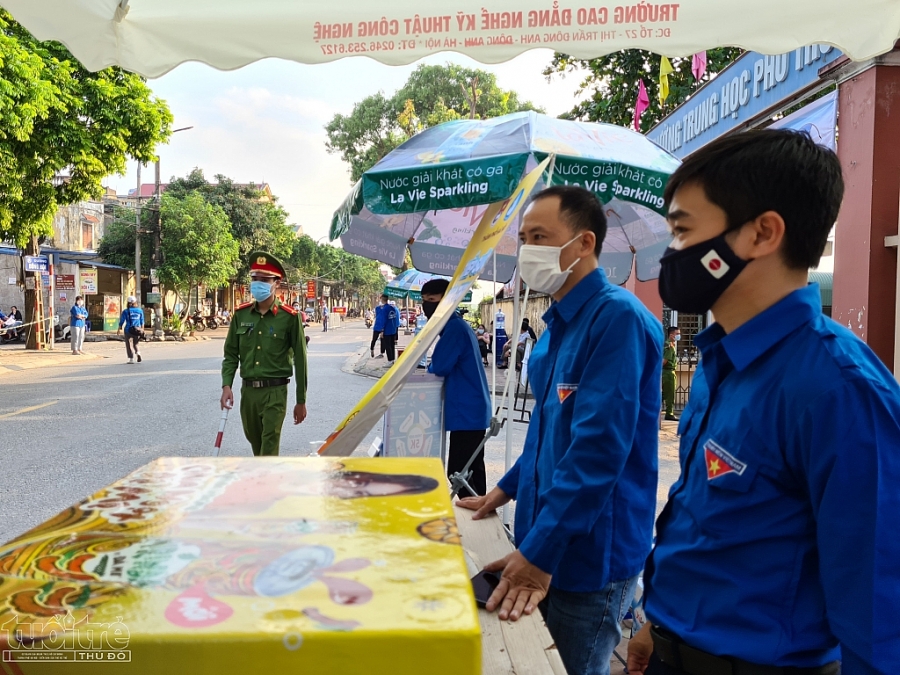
517;235;583;295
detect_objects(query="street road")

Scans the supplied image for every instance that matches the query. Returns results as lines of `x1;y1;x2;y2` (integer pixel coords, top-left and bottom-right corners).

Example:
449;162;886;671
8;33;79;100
0;319;678;547
0;321;383;543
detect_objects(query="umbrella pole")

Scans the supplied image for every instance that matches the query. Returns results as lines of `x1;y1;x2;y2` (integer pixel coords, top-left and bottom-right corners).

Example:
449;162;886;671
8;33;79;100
491;251;498;414
501;263;520;528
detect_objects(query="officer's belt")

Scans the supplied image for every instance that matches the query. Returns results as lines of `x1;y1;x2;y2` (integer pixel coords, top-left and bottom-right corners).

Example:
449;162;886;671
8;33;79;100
242;378;290;389
650;626;840;675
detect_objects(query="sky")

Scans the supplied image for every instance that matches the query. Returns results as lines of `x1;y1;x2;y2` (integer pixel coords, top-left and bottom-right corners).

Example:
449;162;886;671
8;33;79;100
104;50;584;244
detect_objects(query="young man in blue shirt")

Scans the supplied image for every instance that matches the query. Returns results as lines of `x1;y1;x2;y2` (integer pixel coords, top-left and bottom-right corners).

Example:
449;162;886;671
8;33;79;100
628;130;900;675
459;186;662;675
421;278;492;495
381;300;400;365
370;295;388;358
116;295;145;364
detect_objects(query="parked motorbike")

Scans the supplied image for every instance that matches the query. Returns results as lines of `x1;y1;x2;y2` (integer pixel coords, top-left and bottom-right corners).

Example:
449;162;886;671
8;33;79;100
205;316;220;330
186;311;206;332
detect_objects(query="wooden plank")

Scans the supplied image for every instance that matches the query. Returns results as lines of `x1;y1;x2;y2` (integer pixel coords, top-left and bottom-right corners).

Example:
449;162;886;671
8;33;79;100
454;506;559;675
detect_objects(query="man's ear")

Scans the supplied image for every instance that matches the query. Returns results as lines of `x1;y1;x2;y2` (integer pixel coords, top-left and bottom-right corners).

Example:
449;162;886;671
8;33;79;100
578;230;596;257
740;210;786;259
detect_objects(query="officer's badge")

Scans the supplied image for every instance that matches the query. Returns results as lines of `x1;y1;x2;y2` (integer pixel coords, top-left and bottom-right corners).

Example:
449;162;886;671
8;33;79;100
704;439;746;480
257;256;267;264
557;383;578;404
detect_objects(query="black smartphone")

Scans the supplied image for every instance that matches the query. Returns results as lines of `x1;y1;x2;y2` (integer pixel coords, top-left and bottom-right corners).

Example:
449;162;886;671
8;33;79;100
470;570;502;608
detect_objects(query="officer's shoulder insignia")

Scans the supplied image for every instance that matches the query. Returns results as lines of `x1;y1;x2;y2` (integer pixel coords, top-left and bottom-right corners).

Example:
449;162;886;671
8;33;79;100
237;301;254;310
281;304;298;316
704;439;747;480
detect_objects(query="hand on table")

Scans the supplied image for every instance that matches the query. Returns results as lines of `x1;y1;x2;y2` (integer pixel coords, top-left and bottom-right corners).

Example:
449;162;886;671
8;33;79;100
626;622;654;674
456;486;511;520
482;550;551;621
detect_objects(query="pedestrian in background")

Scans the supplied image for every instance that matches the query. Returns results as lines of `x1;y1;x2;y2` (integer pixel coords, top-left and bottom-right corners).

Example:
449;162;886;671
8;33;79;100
220;251;308;456
628;130;900;675
370;294;388;358
116;296;144;364
422;278;491;495
662;326;679;421
70;295;88;355
460;186;661;675
381;300;400;365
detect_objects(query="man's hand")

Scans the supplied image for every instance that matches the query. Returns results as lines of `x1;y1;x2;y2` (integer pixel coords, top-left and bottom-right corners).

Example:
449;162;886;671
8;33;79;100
456;486;511;520
293;403;307;425
626;622;654;674
116;328;121;336
220;386;234;411
482;550;551;621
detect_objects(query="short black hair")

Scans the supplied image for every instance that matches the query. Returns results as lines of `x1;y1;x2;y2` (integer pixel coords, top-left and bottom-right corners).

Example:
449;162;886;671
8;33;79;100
74;297;82;302
531;185;607;256
421;278;450;297
380;294;388;300
663;129;844;270
667;326;680;336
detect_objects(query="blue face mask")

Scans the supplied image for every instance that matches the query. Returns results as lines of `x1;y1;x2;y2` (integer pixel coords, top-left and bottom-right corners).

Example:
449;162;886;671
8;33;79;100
250;280;273;302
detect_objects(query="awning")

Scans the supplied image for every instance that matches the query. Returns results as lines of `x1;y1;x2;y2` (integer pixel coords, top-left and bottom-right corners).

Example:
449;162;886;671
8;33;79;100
808;271;832;306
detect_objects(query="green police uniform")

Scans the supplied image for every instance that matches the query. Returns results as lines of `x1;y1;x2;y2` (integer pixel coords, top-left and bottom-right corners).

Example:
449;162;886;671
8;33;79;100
222;252;307;456
662;338;677;417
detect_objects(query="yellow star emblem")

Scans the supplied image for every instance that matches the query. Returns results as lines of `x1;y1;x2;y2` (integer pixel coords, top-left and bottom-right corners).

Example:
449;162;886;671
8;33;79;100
708;459;721;476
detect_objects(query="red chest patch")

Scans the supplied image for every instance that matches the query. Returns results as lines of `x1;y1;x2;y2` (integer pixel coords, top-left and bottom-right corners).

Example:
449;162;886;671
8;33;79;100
703;439;747;480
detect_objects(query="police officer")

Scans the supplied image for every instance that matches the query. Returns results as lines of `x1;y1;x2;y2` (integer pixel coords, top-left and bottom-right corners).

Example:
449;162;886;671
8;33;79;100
628;131;900;674
662;326;679;421
220;251;308;456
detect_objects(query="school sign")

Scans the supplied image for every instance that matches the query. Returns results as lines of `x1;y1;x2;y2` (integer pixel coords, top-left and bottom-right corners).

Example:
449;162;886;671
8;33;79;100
647;45;842;158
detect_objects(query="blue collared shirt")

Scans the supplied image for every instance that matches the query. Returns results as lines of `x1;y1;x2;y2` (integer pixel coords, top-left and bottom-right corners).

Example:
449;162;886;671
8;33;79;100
382;305;400;336
428;312;491;431
644;284;900;673
373;304;386;332
497;269;662;591
70;304;88;328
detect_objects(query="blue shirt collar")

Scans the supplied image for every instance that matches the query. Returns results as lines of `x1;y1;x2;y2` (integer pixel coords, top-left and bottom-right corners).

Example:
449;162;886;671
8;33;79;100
543;268;609;325
695;284;822;372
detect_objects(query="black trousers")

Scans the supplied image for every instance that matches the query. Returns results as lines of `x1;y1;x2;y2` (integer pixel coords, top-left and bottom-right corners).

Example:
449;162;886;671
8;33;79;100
370;330;382;352
448;429;487;496
125;333;141;359
382;333;396;361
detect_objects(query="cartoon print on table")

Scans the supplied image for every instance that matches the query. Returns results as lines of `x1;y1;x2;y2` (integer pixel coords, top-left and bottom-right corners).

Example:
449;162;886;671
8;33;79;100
194;467;440;516
417;518;461;545
397;408;435;458
0;534;372;630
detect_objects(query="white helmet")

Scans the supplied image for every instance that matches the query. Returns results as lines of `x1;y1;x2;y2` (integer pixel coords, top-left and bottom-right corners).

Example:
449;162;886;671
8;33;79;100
127;296;137;304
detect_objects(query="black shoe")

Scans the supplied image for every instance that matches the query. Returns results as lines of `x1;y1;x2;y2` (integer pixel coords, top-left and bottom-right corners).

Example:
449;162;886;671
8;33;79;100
136;353;142;363
664;414;678;421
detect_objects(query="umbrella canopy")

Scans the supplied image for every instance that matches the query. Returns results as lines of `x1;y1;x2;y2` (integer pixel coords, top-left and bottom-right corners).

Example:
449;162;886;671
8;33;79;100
334;111;680;284
4;1;899;77
385;270;473;302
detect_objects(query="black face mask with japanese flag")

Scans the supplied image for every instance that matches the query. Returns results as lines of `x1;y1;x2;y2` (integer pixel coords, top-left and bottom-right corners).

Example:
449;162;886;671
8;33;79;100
658;231;749;314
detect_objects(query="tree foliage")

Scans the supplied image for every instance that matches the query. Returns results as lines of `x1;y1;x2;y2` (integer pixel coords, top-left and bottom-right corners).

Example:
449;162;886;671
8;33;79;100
0;10;172;247
165;169;295;277
158;192;239;306
288;235;385;300
96;206;153;271
545;49;742;133
325;63;542;182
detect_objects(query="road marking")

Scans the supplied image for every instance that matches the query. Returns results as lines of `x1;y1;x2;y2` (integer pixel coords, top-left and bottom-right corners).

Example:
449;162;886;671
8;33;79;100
0;400;58;419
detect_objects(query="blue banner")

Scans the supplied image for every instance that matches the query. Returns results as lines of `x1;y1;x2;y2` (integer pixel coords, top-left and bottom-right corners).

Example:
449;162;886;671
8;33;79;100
648;46;842;158
770;91;837;151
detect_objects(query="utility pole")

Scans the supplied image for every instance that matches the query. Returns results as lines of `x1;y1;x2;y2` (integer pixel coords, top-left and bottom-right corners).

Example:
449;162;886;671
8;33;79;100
153;158;162;332
135;162;142;306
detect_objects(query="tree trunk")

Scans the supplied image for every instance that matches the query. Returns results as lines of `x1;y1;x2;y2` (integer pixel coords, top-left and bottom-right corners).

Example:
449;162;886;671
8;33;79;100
23;236;42;351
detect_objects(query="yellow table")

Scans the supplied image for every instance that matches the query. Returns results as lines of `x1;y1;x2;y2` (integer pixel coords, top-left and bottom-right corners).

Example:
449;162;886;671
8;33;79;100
0;457;479;674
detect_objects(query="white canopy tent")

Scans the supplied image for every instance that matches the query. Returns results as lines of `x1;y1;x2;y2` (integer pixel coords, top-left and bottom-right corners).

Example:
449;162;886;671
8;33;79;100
3;0;900;77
